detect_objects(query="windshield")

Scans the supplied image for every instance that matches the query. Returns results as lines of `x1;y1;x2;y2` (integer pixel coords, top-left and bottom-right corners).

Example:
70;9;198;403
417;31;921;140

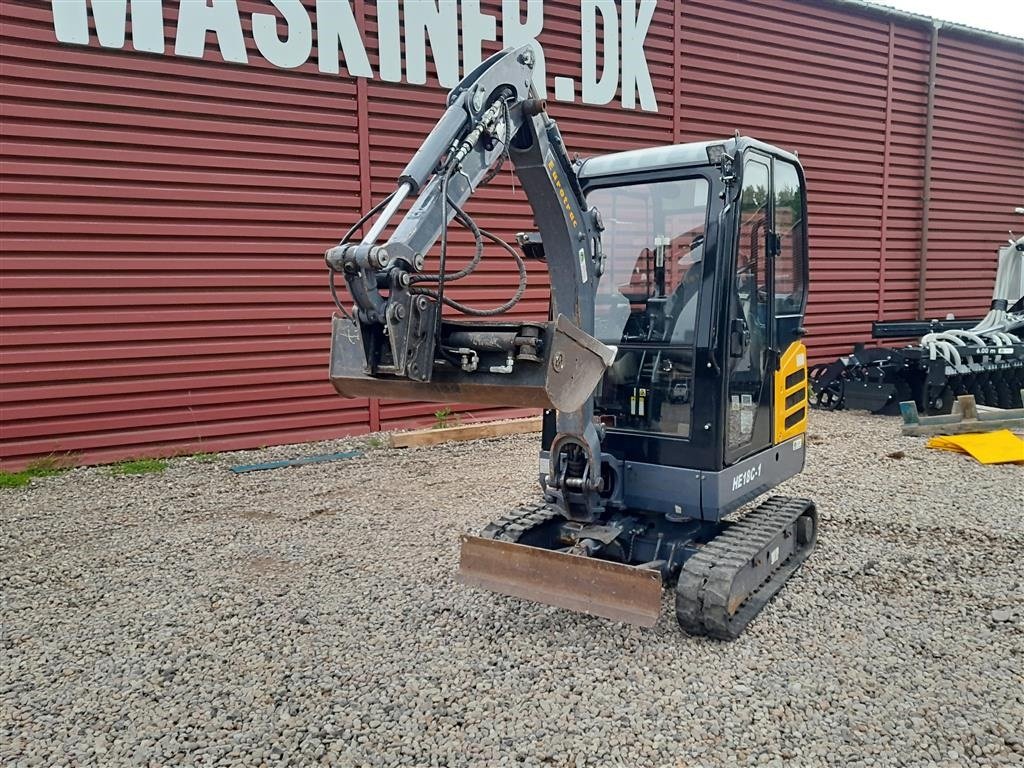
586;177;711;437
588;178;710;346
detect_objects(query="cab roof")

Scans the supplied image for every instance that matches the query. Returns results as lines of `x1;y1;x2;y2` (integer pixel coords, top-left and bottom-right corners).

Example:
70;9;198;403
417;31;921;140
577;136;801;181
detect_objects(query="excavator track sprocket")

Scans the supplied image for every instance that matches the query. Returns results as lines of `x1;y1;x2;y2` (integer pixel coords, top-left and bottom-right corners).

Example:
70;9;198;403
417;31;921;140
675;496;818;640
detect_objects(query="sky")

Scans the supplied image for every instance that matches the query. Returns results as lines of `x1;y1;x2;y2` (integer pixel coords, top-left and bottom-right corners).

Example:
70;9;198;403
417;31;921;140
868;0;1024;39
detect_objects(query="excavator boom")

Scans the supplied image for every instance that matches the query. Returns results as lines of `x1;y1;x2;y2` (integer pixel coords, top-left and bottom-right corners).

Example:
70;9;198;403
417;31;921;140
325;46;611;415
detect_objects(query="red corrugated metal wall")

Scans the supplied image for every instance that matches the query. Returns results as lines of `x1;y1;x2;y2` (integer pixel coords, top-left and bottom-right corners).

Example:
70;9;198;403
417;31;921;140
925;34;1024;317
2;0;372;466
1;1;1022;468
876;22;930;321
677;0;928;352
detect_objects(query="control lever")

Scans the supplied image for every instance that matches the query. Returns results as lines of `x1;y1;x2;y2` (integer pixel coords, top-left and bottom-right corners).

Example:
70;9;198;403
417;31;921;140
730;317;751;358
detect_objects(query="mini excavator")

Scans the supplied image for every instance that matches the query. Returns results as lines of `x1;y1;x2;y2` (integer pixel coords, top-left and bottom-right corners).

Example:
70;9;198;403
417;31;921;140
326;47;818;638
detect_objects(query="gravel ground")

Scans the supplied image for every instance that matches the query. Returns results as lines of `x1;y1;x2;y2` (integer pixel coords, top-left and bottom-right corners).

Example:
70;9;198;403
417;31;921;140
2;410;1023;768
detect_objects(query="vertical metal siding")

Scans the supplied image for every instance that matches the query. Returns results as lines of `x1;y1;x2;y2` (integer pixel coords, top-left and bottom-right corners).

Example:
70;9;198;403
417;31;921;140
925;34;1024;316
1;0;1021;468
876;25;930;319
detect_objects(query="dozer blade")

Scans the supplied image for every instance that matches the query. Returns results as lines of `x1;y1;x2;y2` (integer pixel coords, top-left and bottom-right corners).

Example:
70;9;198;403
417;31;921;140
457;535;664;627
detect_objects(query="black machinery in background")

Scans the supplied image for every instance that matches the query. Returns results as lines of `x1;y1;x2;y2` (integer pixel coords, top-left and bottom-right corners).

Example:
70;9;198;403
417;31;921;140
811;227;1024;414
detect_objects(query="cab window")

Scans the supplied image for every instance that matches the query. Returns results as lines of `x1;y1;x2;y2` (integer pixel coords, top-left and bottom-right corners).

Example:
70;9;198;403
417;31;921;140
586;177;711;437
773;161;806;315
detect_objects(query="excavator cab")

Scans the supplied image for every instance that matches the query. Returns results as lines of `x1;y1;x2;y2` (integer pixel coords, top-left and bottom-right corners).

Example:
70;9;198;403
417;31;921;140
326;46;818;637
573;140;811;484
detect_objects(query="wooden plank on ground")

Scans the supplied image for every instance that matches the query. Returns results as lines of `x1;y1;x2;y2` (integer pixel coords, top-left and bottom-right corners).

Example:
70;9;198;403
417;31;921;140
902;417;1024;437
389;417;543;449
900;392;1024;436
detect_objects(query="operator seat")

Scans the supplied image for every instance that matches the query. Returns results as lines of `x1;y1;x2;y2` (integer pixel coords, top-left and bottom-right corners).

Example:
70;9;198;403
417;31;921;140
663;236;704;347
595;290;632;344
602;236;704;389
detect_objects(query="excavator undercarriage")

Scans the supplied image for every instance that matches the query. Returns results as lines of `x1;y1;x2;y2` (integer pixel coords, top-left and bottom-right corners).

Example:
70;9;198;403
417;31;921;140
458;496;818;638
325;46;819;638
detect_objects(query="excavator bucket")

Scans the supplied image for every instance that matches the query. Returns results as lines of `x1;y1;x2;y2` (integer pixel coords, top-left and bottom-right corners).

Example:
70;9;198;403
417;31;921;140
457;535;664;627
329;314;616;412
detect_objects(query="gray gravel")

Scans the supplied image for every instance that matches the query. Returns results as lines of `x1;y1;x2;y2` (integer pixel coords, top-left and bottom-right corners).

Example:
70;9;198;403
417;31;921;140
2;410;1023;768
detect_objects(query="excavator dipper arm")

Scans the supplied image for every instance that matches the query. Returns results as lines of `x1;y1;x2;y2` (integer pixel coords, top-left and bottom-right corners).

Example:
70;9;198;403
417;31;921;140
325;46;614;521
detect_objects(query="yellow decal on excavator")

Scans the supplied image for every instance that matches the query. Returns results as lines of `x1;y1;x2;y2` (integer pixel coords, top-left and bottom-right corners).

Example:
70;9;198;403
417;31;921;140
774;341;808;444
546;155;579;230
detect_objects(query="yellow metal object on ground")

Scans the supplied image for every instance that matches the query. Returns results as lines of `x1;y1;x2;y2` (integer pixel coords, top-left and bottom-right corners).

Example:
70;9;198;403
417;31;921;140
457;535;664;627
774;341;808;444
926;430;1024;465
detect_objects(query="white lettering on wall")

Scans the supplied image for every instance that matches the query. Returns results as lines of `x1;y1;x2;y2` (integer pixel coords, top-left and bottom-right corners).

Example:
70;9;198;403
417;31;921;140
582;0;618;106
404;0;459;88
174;0;248;64
315;0;371;77
501;0;548;100
49;0;660;112
621;0;658;111
252;0;311;70
461;0;498;74
376;0;402;83
52;0;164;53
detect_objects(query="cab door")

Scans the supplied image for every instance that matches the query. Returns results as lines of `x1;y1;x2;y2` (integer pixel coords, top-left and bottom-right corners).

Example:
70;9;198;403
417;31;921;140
724;151;809;465
724;152;773;464
770;159;810;444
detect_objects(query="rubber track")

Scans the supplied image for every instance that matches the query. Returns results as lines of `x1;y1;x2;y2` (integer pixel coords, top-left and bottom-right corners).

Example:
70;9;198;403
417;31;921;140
479;503;560;542
675;496;817;640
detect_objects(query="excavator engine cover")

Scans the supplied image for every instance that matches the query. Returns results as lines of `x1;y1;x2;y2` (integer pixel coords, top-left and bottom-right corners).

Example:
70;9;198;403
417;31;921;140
329;314;616;412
